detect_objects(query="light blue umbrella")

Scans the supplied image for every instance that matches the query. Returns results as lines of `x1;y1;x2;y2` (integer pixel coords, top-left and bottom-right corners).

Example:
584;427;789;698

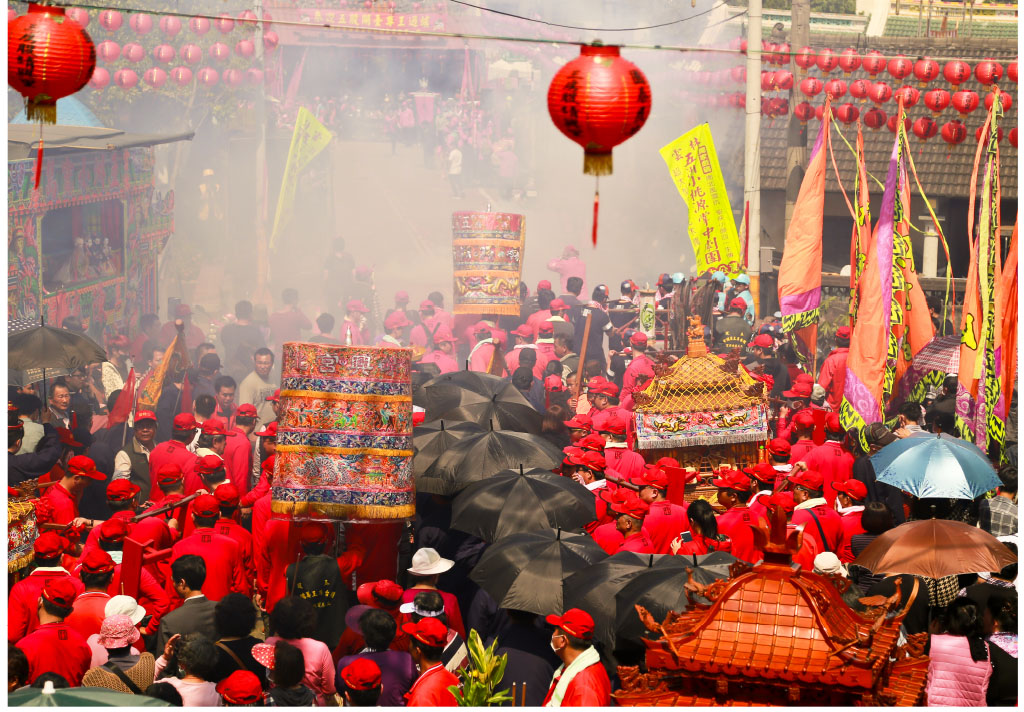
871;433;1000;500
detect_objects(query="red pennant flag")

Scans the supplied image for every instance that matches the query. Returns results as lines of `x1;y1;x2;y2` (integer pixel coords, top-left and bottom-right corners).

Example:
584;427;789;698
179;373;193;415
107;368;136;428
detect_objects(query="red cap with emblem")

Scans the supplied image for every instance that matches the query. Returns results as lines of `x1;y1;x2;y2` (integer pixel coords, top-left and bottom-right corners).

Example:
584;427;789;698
767;438;792;457
80;549;116;574
33;531;66;558
832;478;867;501
545;608;595;640
788;469;825;492
581;451;606;472
134;410;157;423
68;455;106;480
41;577;78;608
578;433;606;452
106;479;141;501
196;454;225;476
631;466;668;491
711;468;752;492
236;404;258;418
191;494;220;518
565;413;592;431
200;419;227;436
173;413;199;430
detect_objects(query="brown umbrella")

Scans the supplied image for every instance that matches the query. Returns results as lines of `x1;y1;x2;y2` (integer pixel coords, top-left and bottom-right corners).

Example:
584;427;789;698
852;519;1017;579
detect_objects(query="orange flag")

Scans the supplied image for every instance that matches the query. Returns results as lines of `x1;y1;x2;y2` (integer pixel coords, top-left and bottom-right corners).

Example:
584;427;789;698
996;221;1017;417
137;326;191;411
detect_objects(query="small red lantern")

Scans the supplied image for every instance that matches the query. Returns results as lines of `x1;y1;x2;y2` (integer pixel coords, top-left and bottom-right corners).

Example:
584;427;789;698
771;98;789;116
160;15;182;38
198;66;219;86
247;68;264;85
814;104;826;122
924;88;950;116
951;89;979;116
730;65;745;84
799;76;823;98
761;71;775;92
835;102;859;124
824;78;847;99
984;89;1012;113
238;9;258;26
816;48;838;74
122;42;144;63
974;60;1003;86
912;116;938;141
547;44;652;176
143;67;167;89
863;50;886;77
913;57;939;86
263;30;279;53
887;114;910;134
190;17;211;35
98;9;122;31
66;8;89;28
864;107;887;130
8;4;97;124
794;46;816;75
235;39;255;59
975;125;1003;143
215;14;235;33
887;55;913;81
1007;61;1017;83
943;60;971;90
869;81;892;105
838;48;861;75
180;44;202;65
209;42;230;62
171;66;193;85
941;119;966;146
223;68;244;88
129;13;153;35
774;69;793;91
794;101;814;124
894;85;920;108
96;40;120;62
153;44;175;64
113;68;138;89
1010;127;1018;147
775;42;790;67
89;66;109;89
849;78;871;102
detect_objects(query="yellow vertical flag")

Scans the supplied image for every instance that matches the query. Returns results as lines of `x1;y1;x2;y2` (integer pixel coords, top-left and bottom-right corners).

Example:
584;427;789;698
269;107;333;248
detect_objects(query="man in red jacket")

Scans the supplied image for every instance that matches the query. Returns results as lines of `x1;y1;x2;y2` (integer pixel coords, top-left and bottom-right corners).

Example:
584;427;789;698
804;412;855;506
403;618;460;706
712;469;765;564
832;478;868;563
542;608;611;707
170;494;245;601
212;482;255;595
222;404;257;496
789;469;843;556
592;489;627;554
615;496;654;554
602;413;646;481
8;532;85;642
91;518;170;634
787;409;818;463
744;464;778;524
817;325;850;411
15;578;92;686
40;454;106;527
64;549;115;639
147;413;200;501
634;466;689;554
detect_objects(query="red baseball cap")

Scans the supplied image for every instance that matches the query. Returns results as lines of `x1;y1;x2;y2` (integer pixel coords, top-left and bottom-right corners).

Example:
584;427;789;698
744;463;778;485
356;580;404;608
711;468;752;492
580;451;606;472
835;325;852;340
191;493;220;518
545;608;595;640
824;412;844;433
299;521;331;545
598;488;632;513
788;469;825;492
67;455;106;480
770;491;796;513
791;409;816;429
544;375;565;392
346;299;369;313
549;298;569;312
157;463;183;487
56;427;83;449
603;412;628;436
401;617;448;647
106;479;140;502
433;327;457;344
511;324;533;338
631;467;667;491
340;658;382;691
783;383;813;399
578;433;606;453
33;531;66;558
214;482;240;508
562;446;587;467
767;438;792;457
266;389;281;403
728;297;747;312
384;311;412;330
134;410;157;423
833;478;867;501
395;290;410;302
591;380;620;397
795;373;815;385
98;518;130;544
201;419;227;436
537;322;555;337
236;403;258;418
749;334;774;349
565;413;592;431
173;413;199;430
255;421;278;437
196;454;225;476
41;577;78;608
629;332;648;347
537;279;552;291
80;549;116;575
216;671;264;706
419;299;435;310
617;497;650;519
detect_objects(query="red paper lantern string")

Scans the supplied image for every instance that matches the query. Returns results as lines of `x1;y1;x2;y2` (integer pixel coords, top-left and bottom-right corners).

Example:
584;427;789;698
943;60;971;90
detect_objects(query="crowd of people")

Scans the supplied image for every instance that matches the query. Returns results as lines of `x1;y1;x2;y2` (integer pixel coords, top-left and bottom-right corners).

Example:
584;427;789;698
6;248;1018;707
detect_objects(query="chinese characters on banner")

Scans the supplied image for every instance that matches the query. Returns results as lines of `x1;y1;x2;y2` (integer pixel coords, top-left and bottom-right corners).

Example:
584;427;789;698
660;125;741;274
295;9;444;32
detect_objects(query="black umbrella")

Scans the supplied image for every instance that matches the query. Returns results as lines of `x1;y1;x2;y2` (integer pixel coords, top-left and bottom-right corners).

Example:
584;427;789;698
412;420;484;475
8;325;107;371
613;550;738;643
469;529;607;616
563;552;684;651
421;370;542;434
451;467;597;542
418;426;563;496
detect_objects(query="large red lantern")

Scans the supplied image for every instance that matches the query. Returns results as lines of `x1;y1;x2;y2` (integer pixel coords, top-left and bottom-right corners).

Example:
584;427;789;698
951;89;979;116
924;88;950;116
88;66;109;89
863;50;886;77
180;44;202;64
775;42;790;67
8;4;96;124
547;44;652;177
171;66;193;85
864;107;887;130
96;40;120;62
129;13;153;35
208;42;230;62
761;71;775;92
153;44;175;64
794;46;816;74
223;68;244;88
122;42;145;63
198;67;219;86
974;60;1003;86
869;81;892;105
215;14;235;33
912;116;938;141
943;60;971;90
887;114;910;134
799;76;823;98
975;125;1003;143
235;39;255;59
238;9;258;26
160;15;182;38
984;89;1012;113
794;101;814;124
849;78;871;102
941;119;966;146
838;48;861;75
913;57;939;86
66;7;89;28
113;68;138;90
263;30;279;53
894;85;919;108
824;78;847;99
816;48;838;74
774;69;793;91
189;17;211;35
887;55;913;81
98;9;122;31
1010;127;1018;148
1008;61;1017;83
143;67;167;89
835;102;859;124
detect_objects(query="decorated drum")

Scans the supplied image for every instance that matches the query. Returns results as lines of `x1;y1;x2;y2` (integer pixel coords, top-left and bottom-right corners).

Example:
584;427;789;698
272;343;415;520
452;211;525;315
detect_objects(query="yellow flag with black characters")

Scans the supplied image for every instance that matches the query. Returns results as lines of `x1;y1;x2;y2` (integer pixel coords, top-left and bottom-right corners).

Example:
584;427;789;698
269;107;333;248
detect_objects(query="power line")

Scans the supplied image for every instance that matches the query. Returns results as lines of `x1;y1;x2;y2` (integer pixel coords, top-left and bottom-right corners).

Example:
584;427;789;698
446;0;734;32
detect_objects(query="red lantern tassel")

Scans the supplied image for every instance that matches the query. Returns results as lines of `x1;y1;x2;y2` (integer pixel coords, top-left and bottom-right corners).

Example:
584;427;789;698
592;180;600;247
34;129;44;191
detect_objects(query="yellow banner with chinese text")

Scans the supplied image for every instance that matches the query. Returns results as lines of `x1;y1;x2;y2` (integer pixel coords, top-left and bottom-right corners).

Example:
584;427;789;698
269;107;333;249
660;125;742;274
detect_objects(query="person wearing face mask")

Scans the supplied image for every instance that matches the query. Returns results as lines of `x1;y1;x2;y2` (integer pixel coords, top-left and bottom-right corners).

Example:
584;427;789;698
542;608;610;707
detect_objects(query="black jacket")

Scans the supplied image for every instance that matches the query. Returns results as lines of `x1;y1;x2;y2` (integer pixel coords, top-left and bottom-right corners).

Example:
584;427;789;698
8;424;62;486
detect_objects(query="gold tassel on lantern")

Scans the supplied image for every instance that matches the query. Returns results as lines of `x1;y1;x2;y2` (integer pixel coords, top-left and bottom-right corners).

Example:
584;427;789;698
583;152;614;176
26;99;58;125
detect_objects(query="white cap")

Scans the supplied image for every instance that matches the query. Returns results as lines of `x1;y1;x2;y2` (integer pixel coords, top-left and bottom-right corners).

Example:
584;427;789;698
812;552;848;578
105;594;146;625
407;548;454;576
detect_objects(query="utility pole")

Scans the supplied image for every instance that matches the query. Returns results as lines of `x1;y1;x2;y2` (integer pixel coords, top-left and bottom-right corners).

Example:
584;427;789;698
784;0;810;240
743;0;762;316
